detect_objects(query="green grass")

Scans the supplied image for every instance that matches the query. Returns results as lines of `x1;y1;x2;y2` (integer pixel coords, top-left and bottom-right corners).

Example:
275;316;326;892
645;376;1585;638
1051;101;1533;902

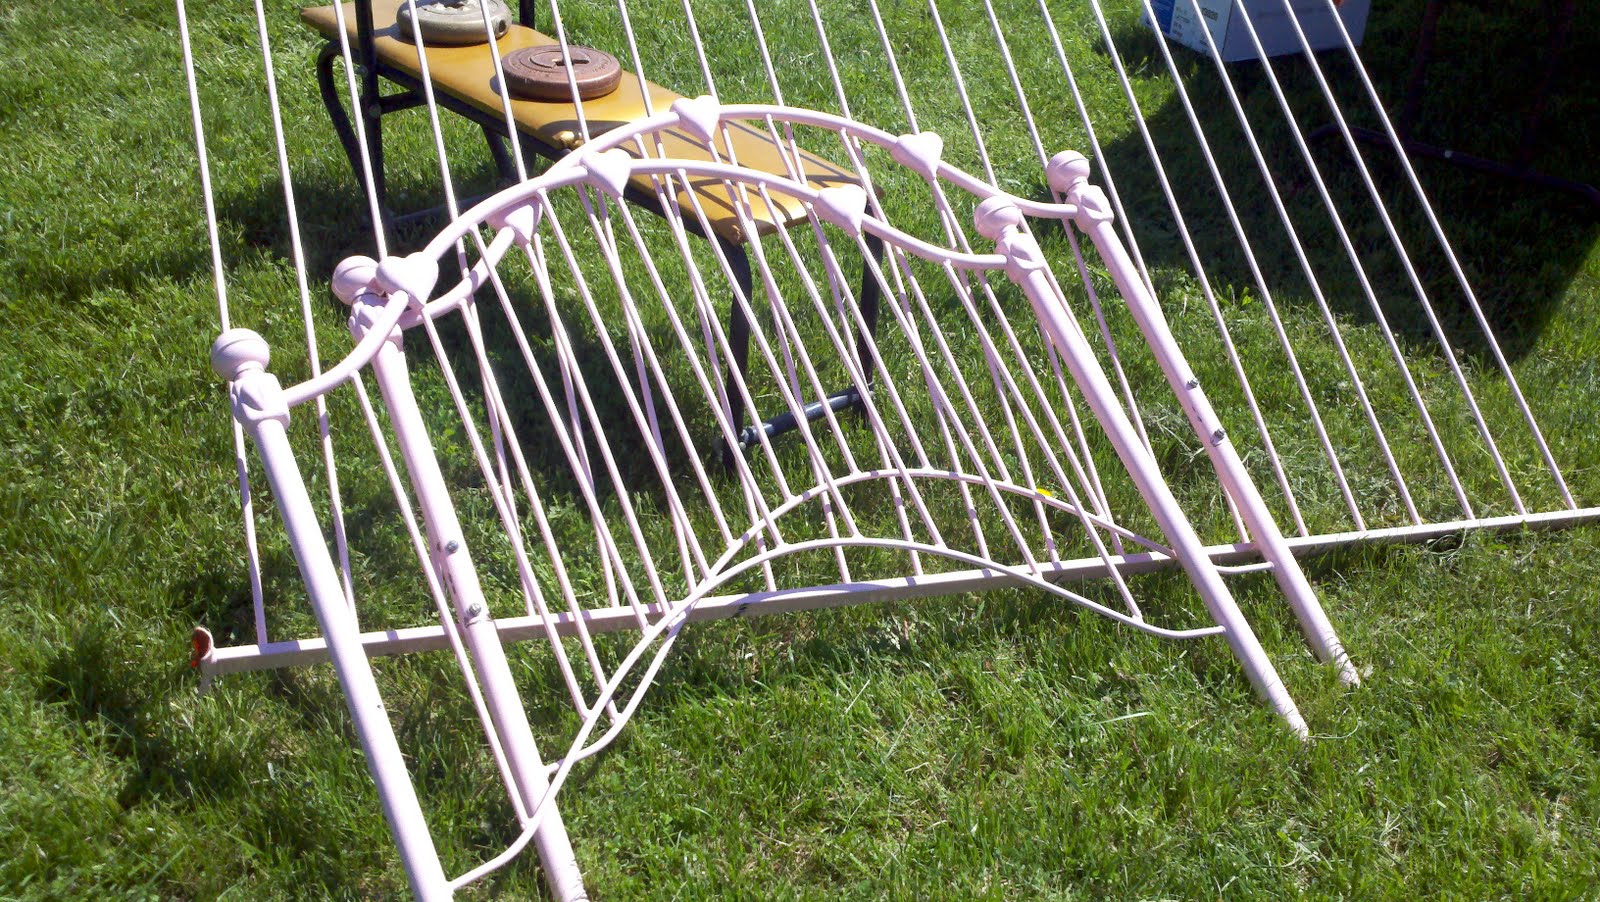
3;0;1600;898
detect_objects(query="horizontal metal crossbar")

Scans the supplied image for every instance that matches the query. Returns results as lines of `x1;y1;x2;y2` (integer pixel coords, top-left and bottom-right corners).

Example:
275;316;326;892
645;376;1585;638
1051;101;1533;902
196;505;1600;679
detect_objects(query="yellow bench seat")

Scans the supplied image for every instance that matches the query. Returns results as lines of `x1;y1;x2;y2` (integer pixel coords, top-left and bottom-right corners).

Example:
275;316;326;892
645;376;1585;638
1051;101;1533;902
301;0;858;242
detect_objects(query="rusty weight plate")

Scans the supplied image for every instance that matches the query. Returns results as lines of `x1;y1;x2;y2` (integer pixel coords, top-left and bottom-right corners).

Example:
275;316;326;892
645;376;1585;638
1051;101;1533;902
500;45;623;102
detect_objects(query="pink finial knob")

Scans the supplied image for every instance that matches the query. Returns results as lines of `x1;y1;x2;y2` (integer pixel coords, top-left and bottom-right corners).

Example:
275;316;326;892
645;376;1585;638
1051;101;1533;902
973;196;1024;240
1045;151;1092;194
331;255;380;304
211;328;271;381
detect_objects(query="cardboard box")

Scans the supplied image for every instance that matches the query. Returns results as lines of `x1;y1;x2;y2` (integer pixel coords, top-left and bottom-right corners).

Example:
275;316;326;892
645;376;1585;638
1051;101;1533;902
1143;0;1371;62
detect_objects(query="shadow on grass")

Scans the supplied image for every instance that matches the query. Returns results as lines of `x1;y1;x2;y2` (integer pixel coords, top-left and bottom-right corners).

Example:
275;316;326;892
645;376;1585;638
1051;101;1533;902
38;618;245;809
1095;0;1598;364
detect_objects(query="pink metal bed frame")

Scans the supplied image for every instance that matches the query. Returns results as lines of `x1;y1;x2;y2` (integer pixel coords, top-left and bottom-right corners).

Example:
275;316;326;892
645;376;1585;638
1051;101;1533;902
176;0;1595;896
208;106;1343;896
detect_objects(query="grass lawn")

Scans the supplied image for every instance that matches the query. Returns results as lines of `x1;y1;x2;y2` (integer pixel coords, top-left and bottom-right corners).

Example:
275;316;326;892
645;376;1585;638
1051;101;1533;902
2;0;1599;898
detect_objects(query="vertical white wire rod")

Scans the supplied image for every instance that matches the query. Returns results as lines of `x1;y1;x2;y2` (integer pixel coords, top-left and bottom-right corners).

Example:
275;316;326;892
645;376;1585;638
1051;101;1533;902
876;234;998;559
715;9;856;392
480;0;530;182
793;204;1023;560
217;345;451;899
719;188;875;491
323;0;390;256
913;169;1070;558
865;0;920;133
679;0;720;100
175;0;271;644
1316;0;1574;509
1030;0;1159;294
584;196;675;505
924;0;998;184
804;0;855;120
917;171;1122;561
465;278;522;568
611;0;655;116
951;259;1149;609
573;195;716;581
1222;3;1476;519
734;0;828;196
389;7;526;545
606;200;741;546
913;248;1147;612
864;253;1044;568
1029;0;1161;453
175;0;227;327
755;169;929;575
663;183;870;549
606;203;784;592
788;0;904;392
545;0;594;144
725;240;862;588
1083;0;1304;540
1256;0;1523;514
967;0;1142;529
518;233;644;618
978;0;1049;168
539;204;711;610
1040;309;1127;557
943;270;1064;561
567;193;728;574
875;243;999;558
398;0;470;224
235;429;269;647
1056;214;1160;458
752;187;947;540
658;191;821;514
762;219;954;549
367;310;589;902
689;129;815;420
532;225;628;611
1057;227;1137;545
749;182;949;559
888;257;1056;574
250;0;360;606
920;171;1132;546
563;187;713;585
1129;0;1371;533
347;372;534;825
1175;0;1421;526
600;197;795;580
479;233;685;697
447;296;629;718
470;374;630;720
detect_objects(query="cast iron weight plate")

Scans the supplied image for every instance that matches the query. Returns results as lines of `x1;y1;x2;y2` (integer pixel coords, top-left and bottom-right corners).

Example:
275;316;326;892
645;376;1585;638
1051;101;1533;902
396;0;511;47
500;45;623;102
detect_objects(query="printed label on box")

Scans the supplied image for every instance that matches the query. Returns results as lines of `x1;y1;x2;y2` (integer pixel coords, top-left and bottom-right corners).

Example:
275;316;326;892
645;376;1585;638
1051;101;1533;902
1148;0;1231;52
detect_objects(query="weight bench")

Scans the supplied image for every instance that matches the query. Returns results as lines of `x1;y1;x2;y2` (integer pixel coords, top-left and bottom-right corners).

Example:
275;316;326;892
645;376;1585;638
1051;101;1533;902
301;0;884;454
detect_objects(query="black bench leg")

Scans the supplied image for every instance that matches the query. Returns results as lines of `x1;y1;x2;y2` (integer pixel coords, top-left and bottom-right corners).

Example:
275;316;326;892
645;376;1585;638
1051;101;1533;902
721;233;887;467
316;42;391;240
719;238;755;469
483;129;520;183
853;233;884;396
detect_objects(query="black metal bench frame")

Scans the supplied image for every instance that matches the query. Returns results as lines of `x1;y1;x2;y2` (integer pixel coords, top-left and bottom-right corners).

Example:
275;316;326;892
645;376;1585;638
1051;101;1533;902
310;0;884;462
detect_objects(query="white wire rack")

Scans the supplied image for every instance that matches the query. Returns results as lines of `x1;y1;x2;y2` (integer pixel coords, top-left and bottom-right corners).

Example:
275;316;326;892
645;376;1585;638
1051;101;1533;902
177;0;1596;897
